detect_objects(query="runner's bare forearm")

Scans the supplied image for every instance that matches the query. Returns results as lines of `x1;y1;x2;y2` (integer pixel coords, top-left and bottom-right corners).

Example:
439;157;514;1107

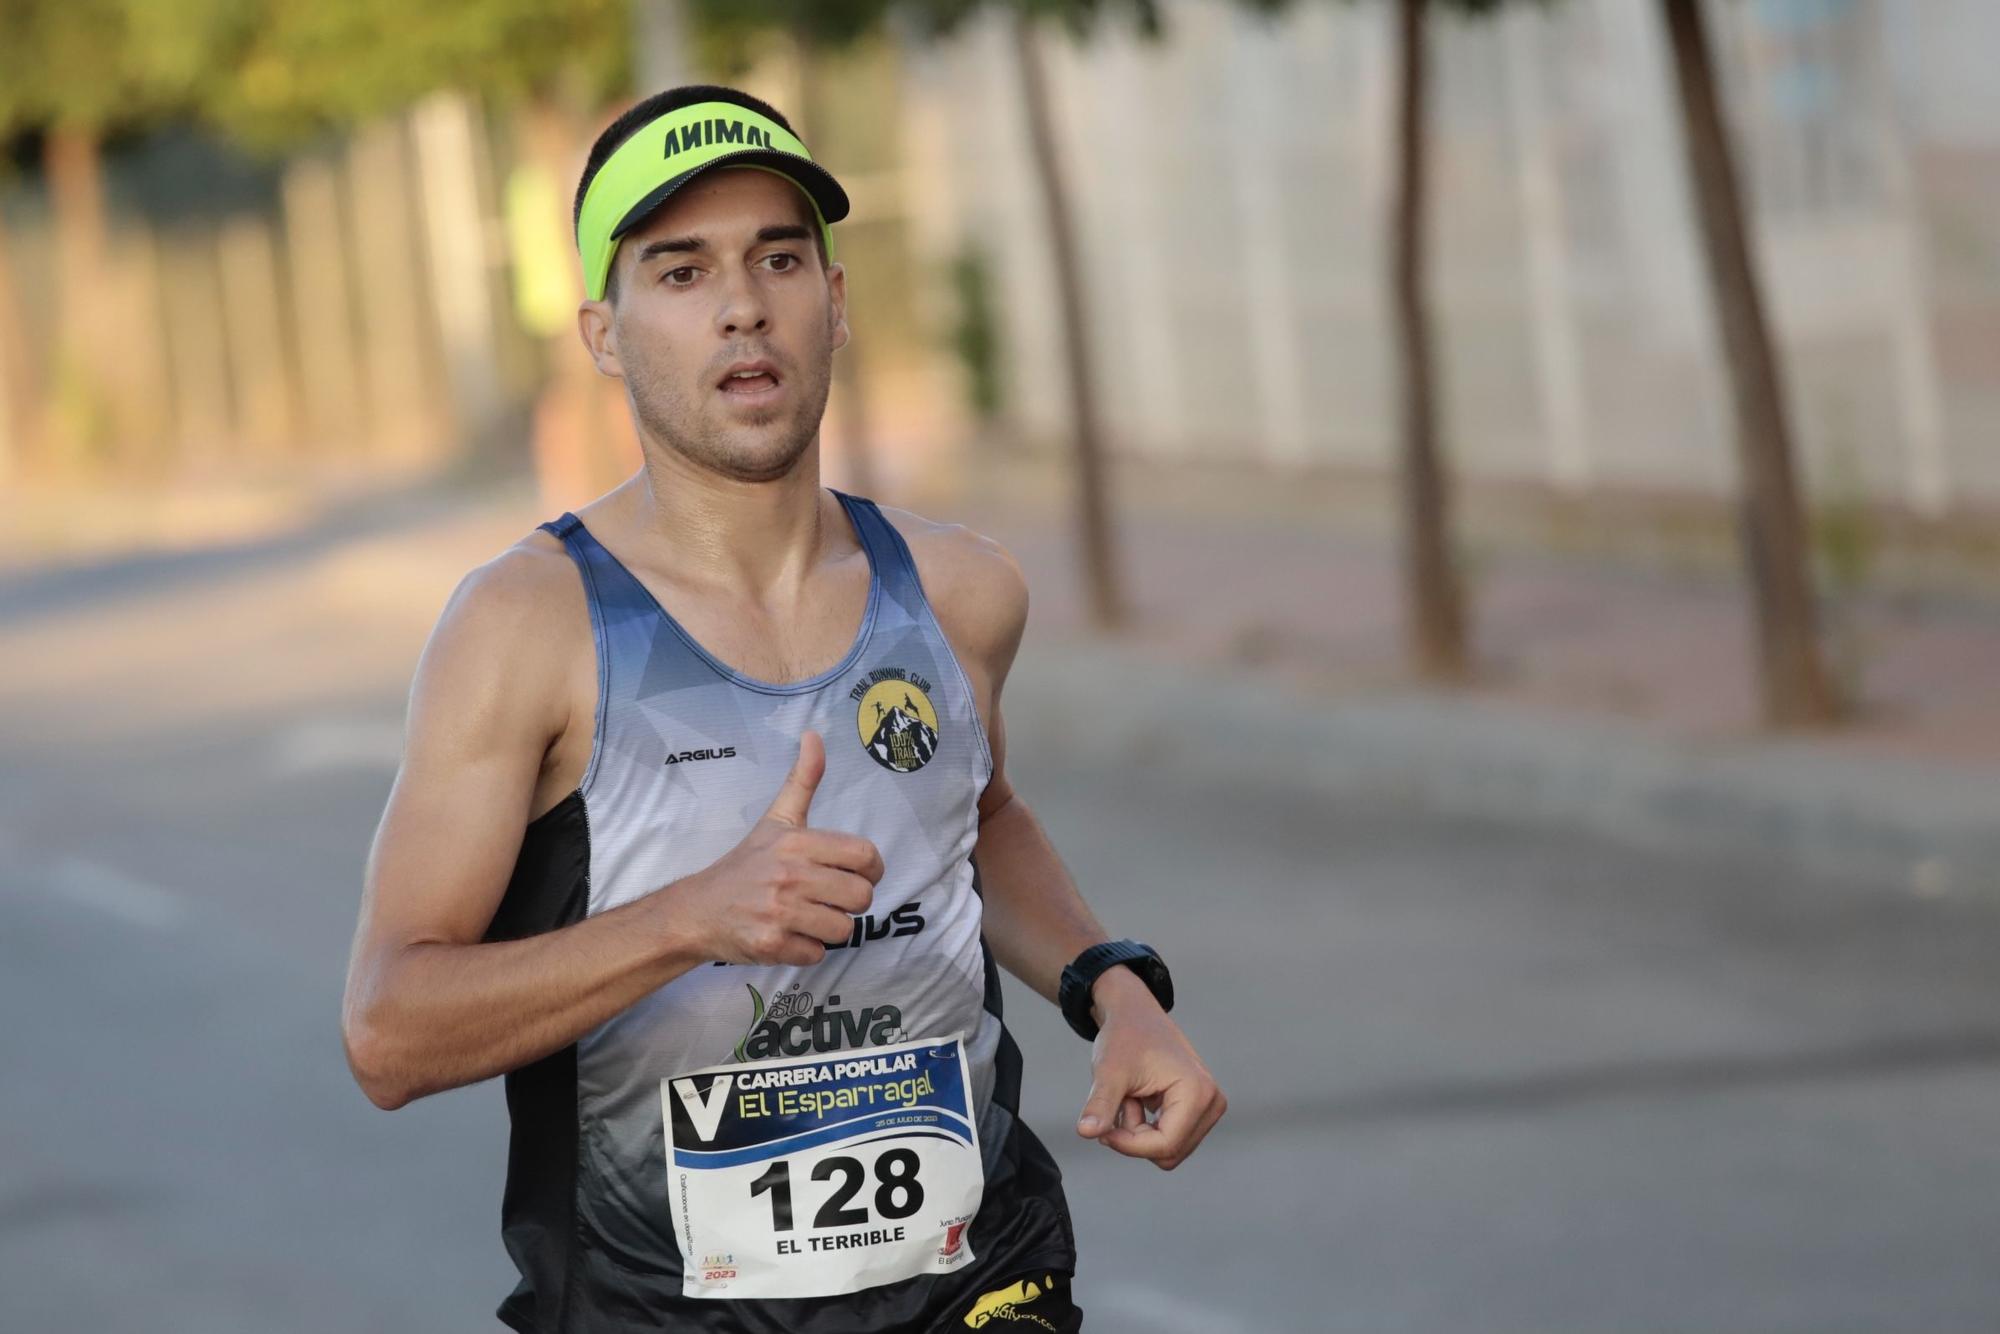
343;890;703;1109
973;793;1160;1025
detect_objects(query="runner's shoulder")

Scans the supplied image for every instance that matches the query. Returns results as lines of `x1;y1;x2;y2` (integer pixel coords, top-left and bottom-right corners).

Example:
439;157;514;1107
441;527;582;633
871;503;1028;654
417;528;587;723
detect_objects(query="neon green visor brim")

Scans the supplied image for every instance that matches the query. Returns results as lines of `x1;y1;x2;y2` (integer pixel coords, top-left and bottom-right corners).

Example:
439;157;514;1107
575;100;849;301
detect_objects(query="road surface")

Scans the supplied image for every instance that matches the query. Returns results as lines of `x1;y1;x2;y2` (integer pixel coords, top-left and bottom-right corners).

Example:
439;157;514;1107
4;496;1999;1332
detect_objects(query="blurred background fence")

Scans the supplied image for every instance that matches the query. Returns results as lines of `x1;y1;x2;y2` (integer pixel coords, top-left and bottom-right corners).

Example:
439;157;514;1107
0;95;511;486
1;0;1993;516
0;17;940;504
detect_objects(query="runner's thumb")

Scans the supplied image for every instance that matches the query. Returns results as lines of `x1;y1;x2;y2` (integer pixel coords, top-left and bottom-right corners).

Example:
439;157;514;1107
1077;1076;1123;1139
763;730;825;828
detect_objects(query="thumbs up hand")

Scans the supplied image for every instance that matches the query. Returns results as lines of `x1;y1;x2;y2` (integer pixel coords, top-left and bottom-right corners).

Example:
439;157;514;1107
670;730;885;967
762;726;830;830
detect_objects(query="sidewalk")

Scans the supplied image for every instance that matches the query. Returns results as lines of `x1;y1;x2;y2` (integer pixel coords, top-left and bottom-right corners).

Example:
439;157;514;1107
917;452;2000;887
5;458;1994;886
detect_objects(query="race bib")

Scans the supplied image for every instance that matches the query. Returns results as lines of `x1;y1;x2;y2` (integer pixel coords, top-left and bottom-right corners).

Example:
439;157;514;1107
661;1034;986;1301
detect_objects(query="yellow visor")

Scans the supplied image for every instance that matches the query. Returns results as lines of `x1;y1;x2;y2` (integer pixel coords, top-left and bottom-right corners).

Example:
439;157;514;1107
574;99;848;301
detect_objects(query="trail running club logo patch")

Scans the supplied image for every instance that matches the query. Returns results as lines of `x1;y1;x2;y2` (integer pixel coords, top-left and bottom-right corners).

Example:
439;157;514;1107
851;668;940;774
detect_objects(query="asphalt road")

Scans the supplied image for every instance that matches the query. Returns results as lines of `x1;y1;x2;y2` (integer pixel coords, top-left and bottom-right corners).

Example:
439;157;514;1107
5;498;2000;1332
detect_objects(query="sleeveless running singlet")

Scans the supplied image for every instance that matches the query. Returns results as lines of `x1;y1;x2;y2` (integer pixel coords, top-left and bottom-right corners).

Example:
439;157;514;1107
486;489;1076;1333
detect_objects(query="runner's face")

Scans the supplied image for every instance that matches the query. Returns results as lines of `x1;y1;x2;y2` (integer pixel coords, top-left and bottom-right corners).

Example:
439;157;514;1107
603;167;847;482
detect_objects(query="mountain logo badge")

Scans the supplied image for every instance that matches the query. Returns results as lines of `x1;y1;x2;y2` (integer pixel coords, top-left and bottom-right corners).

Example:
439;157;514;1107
852;669;941;774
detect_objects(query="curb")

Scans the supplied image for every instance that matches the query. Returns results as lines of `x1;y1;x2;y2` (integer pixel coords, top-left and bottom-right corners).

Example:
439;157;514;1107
1004;636;2000;891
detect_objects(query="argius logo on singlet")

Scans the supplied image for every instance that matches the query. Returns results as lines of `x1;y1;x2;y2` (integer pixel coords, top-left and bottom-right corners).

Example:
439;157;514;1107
849;667;940;774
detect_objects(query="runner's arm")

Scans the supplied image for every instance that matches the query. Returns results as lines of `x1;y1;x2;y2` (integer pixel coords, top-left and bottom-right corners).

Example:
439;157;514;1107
341;546;708;1110
344;545;878;1110
951;534;1226;1168
975;697;1160;1027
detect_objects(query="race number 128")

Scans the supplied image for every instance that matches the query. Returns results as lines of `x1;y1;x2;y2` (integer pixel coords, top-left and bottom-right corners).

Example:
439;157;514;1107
748;1149;925;1231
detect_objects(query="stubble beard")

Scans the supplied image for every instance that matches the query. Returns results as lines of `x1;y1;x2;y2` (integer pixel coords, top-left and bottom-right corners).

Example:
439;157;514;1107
625;332;836;485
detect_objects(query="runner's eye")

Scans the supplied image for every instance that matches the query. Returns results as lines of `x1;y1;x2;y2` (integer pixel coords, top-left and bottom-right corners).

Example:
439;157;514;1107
664;266;699;287
763;252;798;272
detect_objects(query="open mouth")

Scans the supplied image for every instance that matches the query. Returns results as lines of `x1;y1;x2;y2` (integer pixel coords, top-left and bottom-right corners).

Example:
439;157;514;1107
718;363;783;399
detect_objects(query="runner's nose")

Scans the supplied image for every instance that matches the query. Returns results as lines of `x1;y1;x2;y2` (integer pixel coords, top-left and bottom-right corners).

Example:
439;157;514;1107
717;263;771;338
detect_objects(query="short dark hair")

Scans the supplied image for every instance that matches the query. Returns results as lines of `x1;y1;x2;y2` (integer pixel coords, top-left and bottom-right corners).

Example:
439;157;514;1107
576;84;827;303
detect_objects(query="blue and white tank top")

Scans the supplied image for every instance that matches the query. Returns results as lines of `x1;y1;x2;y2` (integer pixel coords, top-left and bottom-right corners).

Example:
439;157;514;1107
484;488;1074;1333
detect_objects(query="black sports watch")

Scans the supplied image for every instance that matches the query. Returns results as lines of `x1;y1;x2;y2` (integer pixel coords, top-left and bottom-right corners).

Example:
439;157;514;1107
1058;939;1174;1042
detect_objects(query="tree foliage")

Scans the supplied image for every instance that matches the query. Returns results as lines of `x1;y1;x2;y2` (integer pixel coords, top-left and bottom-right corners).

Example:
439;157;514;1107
0;0;256;139
685;0;1167;51
201;0;630;153
0;0;631;155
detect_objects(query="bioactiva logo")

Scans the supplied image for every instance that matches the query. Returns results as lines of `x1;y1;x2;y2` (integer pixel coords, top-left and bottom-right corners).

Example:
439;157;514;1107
734;982;905;1061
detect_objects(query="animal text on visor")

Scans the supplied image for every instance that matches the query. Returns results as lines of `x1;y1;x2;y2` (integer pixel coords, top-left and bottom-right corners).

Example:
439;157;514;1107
662;118;779;158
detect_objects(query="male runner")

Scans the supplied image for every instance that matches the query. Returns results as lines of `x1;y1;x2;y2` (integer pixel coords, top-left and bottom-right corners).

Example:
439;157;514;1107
342;84;1224;1333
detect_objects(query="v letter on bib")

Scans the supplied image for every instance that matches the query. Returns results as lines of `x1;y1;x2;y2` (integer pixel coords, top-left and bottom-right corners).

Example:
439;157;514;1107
672;1074;735;1142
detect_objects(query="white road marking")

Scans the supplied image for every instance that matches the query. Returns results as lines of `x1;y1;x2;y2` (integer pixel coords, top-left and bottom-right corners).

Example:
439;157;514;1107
1089;1279;1254;1334
269;718;404;776
48;856;184;930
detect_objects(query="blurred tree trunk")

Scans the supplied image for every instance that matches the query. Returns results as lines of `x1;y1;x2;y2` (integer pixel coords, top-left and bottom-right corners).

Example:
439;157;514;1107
347;117;446;468
217;214;300;463
282;155;368;456
514;91;640;509
797;41;879;498
518;94;597;508
1659;0;1838;726
411;91;508;461
633;0;693;92
159;235;234;468
0;217;35;479
43;122;111;464
1012;10;1126;631
1391;0;1468;680
100;220;173;475
44;124;107;312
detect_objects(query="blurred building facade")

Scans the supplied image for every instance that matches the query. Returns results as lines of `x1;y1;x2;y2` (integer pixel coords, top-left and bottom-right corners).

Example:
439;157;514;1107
907;0;2000;513
3;0;1996;523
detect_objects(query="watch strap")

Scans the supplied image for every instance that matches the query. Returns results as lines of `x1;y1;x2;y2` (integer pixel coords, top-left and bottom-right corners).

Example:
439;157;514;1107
1058;939;1173;1041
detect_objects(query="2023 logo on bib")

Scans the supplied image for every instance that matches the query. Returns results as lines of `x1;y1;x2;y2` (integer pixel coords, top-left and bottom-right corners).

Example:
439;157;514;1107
662;1034;985;1300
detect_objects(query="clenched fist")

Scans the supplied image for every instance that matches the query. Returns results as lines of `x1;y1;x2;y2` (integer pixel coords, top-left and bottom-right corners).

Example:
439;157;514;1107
669;730;885;967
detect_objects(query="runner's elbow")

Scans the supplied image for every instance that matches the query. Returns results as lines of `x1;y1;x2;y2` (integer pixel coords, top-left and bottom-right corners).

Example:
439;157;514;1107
343;1005;419;1110
359;1075;413;1113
